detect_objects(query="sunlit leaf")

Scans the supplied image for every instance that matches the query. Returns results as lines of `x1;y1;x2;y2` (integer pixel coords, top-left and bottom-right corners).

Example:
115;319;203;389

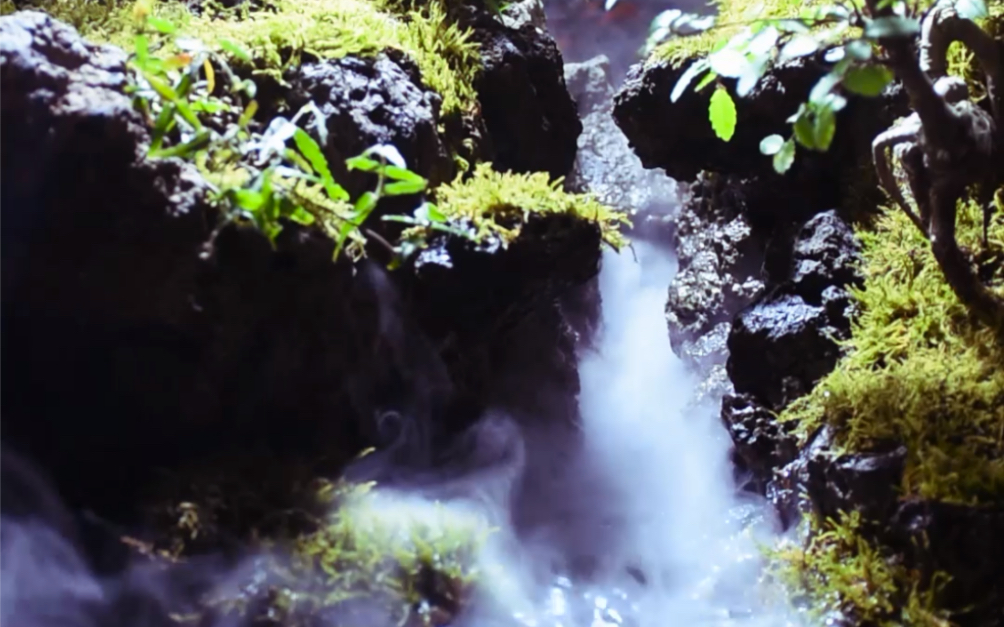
709;87;737;142
843;64;893;96
695;71;718;92
864;16;920;38
955;0;988;19
384;180;427;196
824;46;846;63
289;206;316;226
813;103;837;151
846;40;873;61
219;39;252;62
779;34;819;60
203;59;215;94
146;16;178;34
773;138;796;173
293;128;347;201
383;165;425;184
364;144;407;168
709;48;749;78
671;58;710;102
346;155;382;172
150;130;211;159
809;72;841;105
238;100;258;128
760;134;785;155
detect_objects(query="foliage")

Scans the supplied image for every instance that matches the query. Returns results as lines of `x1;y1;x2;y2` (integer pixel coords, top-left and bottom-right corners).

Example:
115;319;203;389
125;17;436;261
781;193;1004;504
6;0;482;115
404;163;632;252
765;511;952;627
708;85;737;141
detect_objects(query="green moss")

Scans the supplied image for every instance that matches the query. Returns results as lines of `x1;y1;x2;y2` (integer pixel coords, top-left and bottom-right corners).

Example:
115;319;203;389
430;163;632;250
781;192;1004;505
945;2;1004;102
765;511;952;627
7;0;481;115
145;461;493;626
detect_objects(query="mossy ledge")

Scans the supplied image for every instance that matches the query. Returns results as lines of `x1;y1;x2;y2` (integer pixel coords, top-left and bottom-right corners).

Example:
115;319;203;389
768;190;1004;624
1;0;482;115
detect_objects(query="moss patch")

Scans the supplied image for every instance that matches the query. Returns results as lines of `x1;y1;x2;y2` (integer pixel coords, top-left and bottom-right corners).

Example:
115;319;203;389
780;192;1004;505
144;460;493;626
765;511;952;627
4;0;481;115
429;163;631;250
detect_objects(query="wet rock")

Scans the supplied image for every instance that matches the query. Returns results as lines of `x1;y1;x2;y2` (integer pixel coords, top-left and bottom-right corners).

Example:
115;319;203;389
888;500;1004;624
726;293;842;409
613;57;907;218
562;55;682;242
284;51;454;199
805;445;908;525
721;393;798;495
789;210;863;304
666;174;765;372
463;5;581;178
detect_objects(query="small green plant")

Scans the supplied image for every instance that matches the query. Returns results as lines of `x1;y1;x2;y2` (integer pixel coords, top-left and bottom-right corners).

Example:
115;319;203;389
125;15;442;262
765;511;952;627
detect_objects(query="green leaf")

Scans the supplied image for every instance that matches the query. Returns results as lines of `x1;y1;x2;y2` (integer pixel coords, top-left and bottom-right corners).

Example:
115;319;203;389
846;40;873;61
955;0;988;20
149;130;211;159
842;64;893;96
708;87;737;142
384;180;427;196
773;138;796;173
146;16;178;34
418;202;447;223
760;134;785;155
134;34;150;69
383;165;425;184
694;71;718;92
864;16;920;38
813;103;837;151
293;128;347;201
218;39;252;62
809;72;841;105
353;191;378;216
289;206;316;226
238;100;258;128
792;108;814;148
346;155;382;172
232;189;266;211
671;58;710;102
150;103;176;151
708;49;749;78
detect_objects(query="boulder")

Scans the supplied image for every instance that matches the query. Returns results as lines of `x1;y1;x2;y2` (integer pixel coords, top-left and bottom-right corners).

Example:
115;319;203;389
284;51;455;198
726;293;842;409
721;393;798;494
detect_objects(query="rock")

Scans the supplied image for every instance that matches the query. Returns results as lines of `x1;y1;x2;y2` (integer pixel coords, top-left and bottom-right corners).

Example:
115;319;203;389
805;445;908;525
464;7;581;178
613;56;908;219
789;210;863;304
500;0;548;31
721;393;798;495
562;55;682;242
888;500;1004;624
666;173;765;372
284;51;454;199
726;293;842;409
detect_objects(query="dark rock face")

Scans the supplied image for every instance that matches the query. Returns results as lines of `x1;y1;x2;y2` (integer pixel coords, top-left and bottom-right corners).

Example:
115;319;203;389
464;6;581;178
726;209;861;409
726;293;842;409
721;393;798;494
666;174;765;379
889;501;1004;625
284;51;455;198
789;210;863;304
562;55;682;242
